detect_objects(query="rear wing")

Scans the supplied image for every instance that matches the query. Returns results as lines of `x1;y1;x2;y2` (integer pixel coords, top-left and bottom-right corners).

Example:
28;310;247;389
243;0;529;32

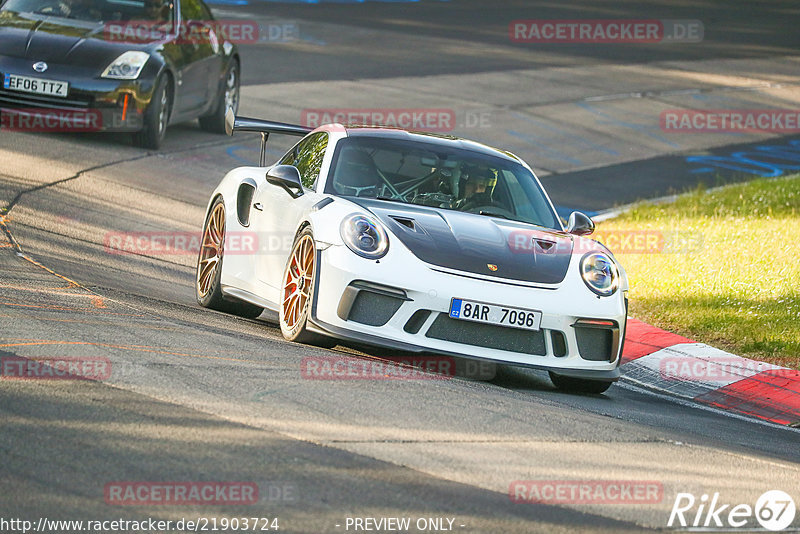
225;108;312;166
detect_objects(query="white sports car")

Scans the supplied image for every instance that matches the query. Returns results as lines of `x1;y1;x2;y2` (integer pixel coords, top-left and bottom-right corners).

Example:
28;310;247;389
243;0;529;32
196;111;628;393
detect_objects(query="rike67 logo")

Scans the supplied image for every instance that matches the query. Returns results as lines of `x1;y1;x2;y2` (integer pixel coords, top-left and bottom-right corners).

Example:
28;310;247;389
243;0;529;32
668;490;796;531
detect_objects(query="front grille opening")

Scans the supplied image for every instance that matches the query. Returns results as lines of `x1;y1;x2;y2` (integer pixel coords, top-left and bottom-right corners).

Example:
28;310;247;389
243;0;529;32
0;88;94;110
574;327;613;361
551;330;567;357
347;291;404;327
425;313;546;355
403;309;431;334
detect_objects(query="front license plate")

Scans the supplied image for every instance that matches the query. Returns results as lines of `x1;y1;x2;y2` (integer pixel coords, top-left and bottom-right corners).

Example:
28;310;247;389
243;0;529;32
3;74;69;98
449;298;542;331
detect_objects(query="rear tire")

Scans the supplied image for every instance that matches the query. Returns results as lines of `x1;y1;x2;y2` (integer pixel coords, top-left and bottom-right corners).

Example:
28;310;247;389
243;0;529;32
196;196;264;319
133;75;170;150
199;60;239;134
279;227;334;346
549;371;613;394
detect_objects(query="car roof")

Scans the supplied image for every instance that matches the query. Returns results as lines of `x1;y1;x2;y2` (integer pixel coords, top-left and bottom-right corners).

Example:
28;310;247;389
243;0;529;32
327;125;522;163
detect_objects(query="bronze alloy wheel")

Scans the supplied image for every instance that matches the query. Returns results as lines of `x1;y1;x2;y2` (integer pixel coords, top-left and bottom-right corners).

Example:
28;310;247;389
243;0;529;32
279;228;334;346
195;197;263;318
281;233;314;332
197;202;225;298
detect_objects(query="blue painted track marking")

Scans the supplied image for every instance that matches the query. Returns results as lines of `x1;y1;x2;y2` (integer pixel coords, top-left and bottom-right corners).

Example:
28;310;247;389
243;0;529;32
685;140;800;177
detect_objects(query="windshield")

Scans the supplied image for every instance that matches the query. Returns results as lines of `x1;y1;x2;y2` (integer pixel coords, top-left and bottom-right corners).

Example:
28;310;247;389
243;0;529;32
1;0;174;23
325;136;561;230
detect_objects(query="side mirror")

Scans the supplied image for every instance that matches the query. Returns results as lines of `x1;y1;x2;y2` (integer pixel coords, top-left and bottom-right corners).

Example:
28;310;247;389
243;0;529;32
566;211;594;236
266;165;304;198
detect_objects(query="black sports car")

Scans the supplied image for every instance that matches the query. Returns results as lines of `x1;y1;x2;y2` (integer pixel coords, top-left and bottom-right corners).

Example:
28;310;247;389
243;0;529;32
0;0;240;148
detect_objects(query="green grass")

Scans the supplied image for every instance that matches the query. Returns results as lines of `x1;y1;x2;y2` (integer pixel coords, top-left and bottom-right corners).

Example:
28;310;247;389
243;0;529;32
596;174;800;368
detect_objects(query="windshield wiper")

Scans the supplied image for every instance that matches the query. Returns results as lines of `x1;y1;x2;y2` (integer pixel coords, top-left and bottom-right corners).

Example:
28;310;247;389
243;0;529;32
376;196;405;203
478;210;510;220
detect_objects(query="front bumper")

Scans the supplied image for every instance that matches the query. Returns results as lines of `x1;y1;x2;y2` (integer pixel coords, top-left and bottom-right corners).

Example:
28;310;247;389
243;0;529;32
309;242;627;381
0;55;156;133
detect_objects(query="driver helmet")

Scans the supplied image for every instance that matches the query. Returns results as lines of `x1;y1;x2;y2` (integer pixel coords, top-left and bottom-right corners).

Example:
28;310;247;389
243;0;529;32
460;164;497;199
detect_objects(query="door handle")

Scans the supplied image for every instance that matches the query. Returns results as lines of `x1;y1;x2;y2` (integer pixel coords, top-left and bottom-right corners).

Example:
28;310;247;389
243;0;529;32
253;203;263;211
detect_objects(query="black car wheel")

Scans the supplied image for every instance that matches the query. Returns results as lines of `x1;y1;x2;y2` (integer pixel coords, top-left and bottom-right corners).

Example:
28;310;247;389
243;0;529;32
199;60;239;134
549;371;613;394
134;75;170;150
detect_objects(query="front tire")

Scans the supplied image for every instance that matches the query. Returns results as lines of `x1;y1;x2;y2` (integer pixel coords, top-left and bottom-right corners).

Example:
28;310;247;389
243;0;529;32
133;75;170;150
549;371;613;394
196;197;264;319
279;227;333;346
199;60;239;134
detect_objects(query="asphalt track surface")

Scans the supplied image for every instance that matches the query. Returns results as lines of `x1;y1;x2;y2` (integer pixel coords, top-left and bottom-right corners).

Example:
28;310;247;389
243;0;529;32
1;1;800;533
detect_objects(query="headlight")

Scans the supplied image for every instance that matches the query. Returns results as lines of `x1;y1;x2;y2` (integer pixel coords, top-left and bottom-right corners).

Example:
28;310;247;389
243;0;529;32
101;51;150;80
340;213;389;259
580;252;618;296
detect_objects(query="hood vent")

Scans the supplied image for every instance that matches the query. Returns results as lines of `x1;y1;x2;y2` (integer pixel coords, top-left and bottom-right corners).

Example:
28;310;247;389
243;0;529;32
390;216;418;232
348;197;573;285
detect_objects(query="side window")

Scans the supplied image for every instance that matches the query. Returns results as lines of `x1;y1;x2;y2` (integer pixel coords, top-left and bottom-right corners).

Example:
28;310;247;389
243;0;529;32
279;133;329;189
279;145;297;166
